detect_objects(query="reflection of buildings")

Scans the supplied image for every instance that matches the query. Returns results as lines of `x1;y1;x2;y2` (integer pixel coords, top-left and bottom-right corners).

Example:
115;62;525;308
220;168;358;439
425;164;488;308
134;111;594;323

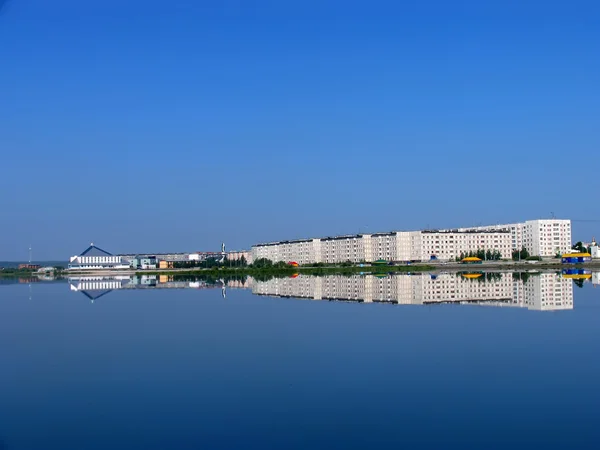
68;275;232;300
514;273;574;310
252;273;574;311
69;276;132;300
67;272;578;311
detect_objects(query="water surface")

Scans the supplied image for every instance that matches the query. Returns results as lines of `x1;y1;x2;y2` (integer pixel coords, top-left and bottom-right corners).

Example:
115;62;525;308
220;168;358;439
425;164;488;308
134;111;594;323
1;273;599;449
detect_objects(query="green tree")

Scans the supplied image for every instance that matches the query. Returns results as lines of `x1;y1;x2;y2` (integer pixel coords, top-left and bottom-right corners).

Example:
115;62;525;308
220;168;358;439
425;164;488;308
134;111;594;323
251;258;273;268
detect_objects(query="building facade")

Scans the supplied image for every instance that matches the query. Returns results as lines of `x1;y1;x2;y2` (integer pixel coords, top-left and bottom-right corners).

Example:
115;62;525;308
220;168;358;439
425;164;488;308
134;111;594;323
68;244;130;270
225;250;253;264
456;219;572;257
251;218;572;264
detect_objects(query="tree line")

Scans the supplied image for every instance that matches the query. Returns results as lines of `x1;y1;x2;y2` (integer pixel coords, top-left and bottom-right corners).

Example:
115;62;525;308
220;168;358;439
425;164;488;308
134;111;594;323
456;249;503;261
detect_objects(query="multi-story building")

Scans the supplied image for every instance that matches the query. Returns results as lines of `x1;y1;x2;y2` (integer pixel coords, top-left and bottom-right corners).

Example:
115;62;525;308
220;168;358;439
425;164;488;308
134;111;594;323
225;250;253;264
252;242;281;263
456;219;572;257
253;228;516;264
252;218;571;264
523;219;571;257
407;230;512;261
320;235;371;264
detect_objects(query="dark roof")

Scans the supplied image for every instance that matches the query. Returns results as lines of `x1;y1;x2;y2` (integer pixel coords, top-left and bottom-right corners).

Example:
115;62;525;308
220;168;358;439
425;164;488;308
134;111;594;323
79;244;113;257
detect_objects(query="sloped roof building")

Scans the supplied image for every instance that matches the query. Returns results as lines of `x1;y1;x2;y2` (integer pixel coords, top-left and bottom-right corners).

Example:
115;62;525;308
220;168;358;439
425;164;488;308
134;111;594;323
68;244;130;270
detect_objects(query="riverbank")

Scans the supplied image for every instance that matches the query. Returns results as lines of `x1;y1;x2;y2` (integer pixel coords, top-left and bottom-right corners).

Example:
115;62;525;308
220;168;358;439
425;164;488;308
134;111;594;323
59;259;600;278
135;264;436;278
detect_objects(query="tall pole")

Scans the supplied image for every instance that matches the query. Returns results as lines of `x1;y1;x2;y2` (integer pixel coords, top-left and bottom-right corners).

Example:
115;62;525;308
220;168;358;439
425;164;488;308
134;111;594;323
29;245;32;264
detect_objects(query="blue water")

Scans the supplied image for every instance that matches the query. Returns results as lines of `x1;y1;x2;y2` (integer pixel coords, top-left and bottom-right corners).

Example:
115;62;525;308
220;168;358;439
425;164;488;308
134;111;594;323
1;280;600;449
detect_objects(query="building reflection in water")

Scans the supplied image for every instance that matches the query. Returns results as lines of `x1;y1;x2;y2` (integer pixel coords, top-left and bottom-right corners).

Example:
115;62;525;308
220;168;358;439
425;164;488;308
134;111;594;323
64;272;593;311
252;272;575;311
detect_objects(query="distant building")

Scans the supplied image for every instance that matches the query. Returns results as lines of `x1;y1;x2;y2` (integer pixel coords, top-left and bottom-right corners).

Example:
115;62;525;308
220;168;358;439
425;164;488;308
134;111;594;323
251;218;572;264
226;250;251;264
591;239;599;259
252;230;512;264
119;252;189;262
18;264;41;270
129;256;157;270
68;244;130;270
462;219;572;257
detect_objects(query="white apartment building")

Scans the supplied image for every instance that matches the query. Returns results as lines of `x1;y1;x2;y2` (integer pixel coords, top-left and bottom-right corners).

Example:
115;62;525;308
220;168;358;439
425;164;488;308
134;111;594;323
407;230;512;261
457;219;572;257
253;230;512;264
251;219;572;264
252;242;281;263
523;219;572;257
320;235;371;264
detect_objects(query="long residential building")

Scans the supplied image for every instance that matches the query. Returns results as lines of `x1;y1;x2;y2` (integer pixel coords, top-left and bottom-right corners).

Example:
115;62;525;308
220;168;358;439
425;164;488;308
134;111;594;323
251;218;572;264
453;219;572;258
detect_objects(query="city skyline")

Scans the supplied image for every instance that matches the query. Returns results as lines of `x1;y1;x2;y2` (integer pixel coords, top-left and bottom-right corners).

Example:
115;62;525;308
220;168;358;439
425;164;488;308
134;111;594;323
0;216;592;262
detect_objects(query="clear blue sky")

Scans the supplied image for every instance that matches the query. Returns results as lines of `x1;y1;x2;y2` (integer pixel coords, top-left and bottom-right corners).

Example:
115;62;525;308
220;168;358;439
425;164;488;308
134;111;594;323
1;0;599;260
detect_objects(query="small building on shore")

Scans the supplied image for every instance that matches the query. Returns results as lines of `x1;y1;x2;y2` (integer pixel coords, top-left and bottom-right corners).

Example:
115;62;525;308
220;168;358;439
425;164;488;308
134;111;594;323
129;256;157;270
68;244;130;270
19;264;41;270
159;260;174;269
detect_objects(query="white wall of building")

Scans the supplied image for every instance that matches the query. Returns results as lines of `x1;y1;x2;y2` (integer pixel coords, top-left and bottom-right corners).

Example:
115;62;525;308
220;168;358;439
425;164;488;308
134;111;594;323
251;218;572;264
458;219;571;257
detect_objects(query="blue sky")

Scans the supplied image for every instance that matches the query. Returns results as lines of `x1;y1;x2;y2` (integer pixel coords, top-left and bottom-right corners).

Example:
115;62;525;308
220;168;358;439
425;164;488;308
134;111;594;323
1;0;599;260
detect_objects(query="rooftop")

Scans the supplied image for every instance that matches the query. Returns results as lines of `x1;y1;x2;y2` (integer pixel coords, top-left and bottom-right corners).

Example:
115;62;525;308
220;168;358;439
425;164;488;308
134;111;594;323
79;244;113;257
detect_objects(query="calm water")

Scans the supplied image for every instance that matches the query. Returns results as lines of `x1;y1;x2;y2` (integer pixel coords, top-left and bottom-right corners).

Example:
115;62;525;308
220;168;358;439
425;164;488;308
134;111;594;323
1;273;600;449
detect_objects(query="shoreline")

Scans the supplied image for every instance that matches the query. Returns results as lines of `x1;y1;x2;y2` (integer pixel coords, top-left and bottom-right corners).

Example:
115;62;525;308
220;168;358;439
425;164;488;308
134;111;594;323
59;260;600;277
